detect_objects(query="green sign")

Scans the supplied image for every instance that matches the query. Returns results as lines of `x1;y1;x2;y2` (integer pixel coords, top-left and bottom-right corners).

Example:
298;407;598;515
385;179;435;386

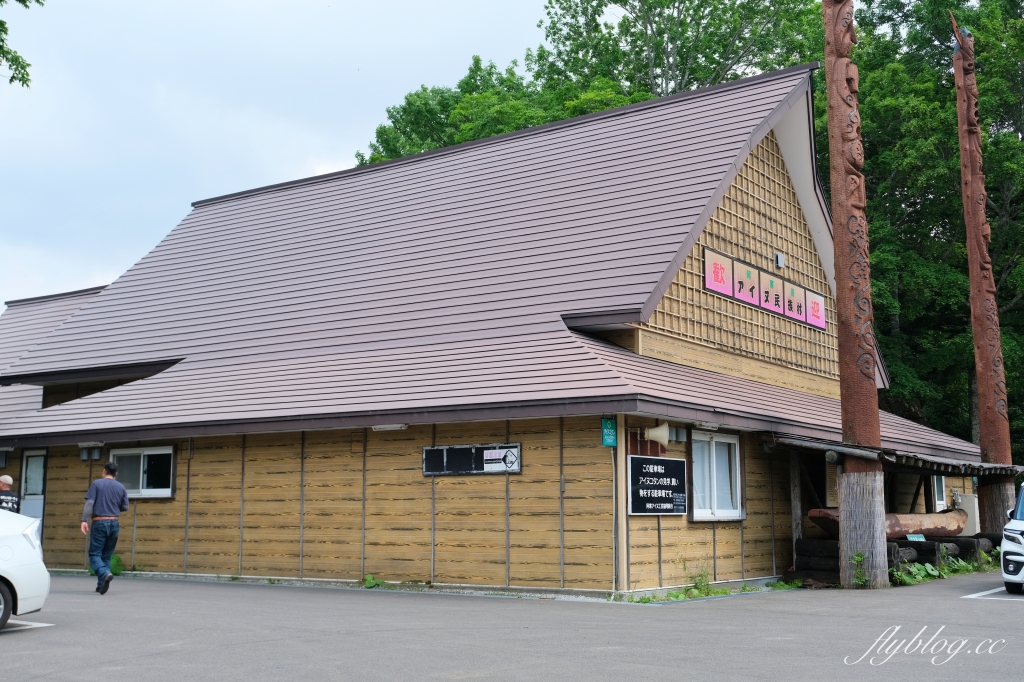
601;418;617;447
906;534;925;542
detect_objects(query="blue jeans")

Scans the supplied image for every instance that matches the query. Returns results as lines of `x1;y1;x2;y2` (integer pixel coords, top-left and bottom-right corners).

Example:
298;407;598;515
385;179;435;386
89;519;120;586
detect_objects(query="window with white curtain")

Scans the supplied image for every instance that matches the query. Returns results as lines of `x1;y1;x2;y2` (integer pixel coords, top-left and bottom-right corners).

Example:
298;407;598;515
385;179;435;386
690;431;741;521
933;475;946;511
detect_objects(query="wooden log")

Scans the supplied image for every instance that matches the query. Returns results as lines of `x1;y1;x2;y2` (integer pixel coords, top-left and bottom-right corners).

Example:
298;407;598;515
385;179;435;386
796;556;840;571
808;508;967;539
927;537;979;561
795;539;839;558
895;540;945;568
898;547;918;564
976;537;994;554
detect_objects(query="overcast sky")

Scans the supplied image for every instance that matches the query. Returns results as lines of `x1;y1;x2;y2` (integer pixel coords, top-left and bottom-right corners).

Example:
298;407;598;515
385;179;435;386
0;0;547;307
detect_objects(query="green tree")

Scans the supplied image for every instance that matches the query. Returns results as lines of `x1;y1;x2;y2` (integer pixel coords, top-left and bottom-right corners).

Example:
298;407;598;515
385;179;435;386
356;0;819;164
850;0;1024;461
1;0;43;87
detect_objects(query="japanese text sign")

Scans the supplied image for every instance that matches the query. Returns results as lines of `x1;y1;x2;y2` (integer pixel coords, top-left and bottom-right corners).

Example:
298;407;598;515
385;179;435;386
785;283;806;322
703;250;733;297
628;455;687;515
805;291;827;330
759;271;784;313
732;261;760;306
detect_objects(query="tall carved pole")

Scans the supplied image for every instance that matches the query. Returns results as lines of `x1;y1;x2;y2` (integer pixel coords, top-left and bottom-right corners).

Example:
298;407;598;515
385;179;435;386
950;13;1016;531
823;0;888;588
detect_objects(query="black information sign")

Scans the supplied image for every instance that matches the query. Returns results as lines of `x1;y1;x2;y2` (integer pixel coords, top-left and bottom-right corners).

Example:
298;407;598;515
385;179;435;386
423;443;521;476
628;455;686;515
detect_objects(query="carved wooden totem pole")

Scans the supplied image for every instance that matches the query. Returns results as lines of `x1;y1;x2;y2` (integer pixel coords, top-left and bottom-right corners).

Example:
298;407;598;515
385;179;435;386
950;13;1017;531
823;0;888;588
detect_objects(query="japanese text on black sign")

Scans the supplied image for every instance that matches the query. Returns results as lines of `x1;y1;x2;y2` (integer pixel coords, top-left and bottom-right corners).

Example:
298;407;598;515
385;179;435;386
628;455;686;515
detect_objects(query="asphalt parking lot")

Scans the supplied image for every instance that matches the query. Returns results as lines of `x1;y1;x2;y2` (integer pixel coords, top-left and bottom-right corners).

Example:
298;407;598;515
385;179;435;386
2;572;1020;681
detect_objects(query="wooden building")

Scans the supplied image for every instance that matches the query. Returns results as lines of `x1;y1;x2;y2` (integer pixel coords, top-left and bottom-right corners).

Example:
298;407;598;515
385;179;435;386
0;65;1009;593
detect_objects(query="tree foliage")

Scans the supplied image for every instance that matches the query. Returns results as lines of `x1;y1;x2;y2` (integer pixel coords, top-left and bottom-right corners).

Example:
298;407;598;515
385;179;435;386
356;1;1024;462
356;0;820;165
1;0;43;87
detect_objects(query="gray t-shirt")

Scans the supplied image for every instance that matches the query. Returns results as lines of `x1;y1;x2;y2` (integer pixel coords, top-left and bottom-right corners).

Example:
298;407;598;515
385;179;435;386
84;478;129;517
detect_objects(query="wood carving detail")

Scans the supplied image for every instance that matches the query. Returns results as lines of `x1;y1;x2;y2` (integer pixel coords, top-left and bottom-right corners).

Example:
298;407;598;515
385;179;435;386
951;13;1012;468
823;0;882;452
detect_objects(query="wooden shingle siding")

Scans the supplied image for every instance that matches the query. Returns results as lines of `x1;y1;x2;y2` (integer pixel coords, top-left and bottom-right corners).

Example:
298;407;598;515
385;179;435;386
562;417;613;589
301;429;363;579
183;436;242;575
129;440;188;572
742;440;778;578
432;421;508;586
364;425;432;583
41;445;91;569
35;419;796;591
241;432;301;577
508;419;561;587
624;422;789;588
638;131;840;398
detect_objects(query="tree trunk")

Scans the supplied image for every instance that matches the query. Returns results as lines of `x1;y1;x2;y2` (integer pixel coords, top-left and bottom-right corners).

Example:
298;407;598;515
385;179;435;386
979;475;1016;532
823;0;888;589
968;366;980;445
838;464;889;588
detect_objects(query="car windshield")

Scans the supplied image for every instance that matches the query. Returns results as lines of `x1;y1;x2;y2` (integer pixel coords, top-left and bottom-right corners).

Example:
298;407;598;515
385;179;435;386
1016;490;1024;521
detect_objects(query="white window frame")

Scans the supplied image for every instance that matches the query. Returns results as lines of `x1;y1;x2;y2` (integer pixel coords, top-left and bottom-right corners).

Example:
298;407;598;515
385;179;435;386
933;475;946;512
690;431;742;521
109;446;175;499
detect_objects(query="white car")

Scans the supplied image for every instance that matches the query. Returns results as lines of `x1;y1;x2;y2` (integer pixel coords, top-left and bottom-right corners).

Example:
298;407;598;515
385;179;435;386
1003;490;1024;595
0;510;50;629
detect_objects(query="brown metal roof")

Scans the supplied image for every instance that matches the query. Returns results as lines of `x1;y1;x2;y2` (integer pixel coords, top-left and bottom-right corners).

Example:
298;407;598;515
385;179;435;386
0;65;977;461
0;286;105;422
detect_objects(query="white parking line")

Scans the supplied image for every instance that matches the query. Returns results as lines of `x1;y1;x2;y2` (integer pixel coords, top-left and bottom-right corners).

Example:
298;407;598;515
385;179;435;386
963;587;1024;601
2;620;55;632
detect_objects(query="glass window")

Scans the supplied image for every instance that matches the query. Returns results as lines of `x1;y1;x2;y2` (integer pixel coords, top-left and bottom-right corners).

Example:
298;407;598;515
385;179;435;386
24;455;45;496
691;433;741;520
111;447;174;498
1014;489;1024;521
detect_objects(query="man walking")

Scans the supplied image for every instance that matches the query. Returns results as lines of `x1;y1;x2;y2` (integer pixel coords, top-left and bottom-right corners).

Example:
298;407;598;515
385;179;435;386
0;475;19;513
80;461;129;595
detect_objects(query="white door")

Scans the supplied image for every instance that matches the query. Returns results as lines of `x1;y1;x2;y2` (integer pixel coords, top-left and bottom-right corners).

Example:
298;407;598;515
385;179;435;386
20;450;46;519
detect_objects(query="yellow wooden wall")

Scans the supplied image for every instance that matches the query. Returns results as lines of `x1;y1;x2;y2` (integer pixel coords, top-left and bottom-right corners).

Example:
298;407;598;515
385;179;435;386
625;418;790;589
41;445;91;569
185;435;243;575
433;421;508;585
127;440;188;572
302;429;363;579
364;424;433;582
39;417;806;592
562;417;615;589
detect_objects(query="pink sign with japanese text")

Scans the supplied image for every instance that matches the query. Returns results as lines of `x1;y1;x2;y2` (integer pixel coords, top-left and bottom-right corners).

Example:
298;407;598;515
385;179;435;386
703;250;733;297
805;291;827;329
759;271;784;314
732;262;760;306
784;283;806;322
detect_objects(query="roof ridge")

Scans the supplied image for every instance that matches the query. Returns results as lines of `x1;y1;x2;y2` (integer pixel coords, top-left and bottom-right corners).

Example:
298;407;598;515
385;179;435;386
191;63;820;210
4;285;108;308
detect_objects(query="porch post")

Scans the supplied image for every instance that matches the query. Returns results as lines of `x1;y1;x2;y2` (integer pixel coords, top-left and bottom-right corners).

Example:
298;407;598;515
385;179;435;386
950;13;1017;531
822;0;889;588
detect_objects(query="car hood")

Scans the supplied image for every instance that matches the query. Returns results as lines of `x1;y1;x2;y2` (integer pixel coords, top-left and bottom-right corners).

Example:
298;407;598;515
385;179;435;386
0;509;36;535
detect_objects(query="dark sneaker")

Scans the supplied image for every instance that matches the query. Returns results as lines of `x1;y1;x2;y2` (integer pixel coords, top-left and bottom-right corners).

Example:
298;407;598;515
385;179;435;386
99;573;113;595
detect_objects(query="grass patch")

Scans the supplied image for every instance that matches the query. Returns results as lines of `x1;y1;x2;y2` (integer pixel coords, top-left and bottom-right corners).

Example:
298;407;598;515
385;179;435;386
889;547;1000;586
764;579;802;590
